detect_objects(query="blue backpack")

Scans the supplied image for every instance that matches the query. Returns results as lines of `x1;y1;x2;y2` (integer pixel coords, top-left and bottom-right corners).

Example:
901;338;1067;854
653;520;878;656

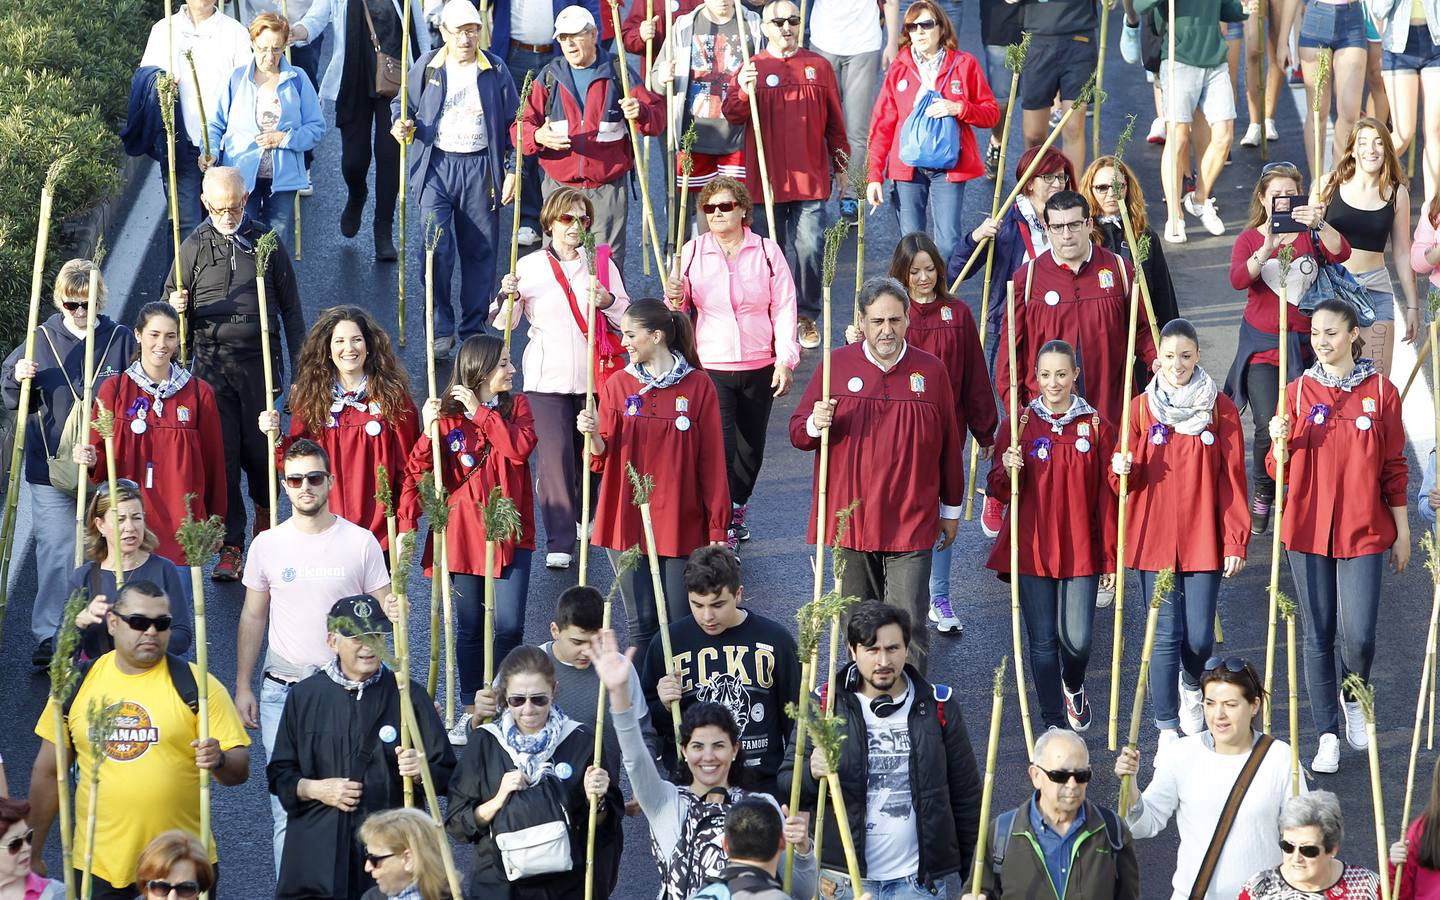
899;88;961;170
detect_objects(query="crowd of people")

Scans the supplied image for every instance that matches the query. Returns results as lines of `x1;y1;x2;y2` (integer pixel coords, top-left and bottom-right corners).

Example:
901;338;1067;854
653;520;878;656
8;0;1440;895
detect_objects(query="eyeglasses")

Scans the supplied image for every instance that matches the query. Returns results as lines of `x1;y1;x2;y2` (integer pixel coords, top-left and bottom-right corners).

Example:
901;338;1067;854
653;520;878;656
1279;840;1325;858
111;611;174;633
702;201;739;214
1034;173;1068;187
1204;656;1248;674
253;45;286;55
1261;161;1299;175
4;829;33;855
146;880;201;899
61;299;91;312
96;477;141;496
556;212;592;227
283;471;329;488
363;851;395;867
769;14;801;25
1090;181;1115;193
904;18;939;31
1045;220;1088;234
207;203;246;218
506;693;552;708
1034;765;1092;784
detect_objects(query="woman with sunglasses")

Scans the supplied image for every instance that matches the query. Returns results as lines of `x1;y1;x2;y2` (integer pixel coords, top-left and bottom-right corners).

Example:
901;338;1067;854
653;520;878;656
1267;297;1408;774
1239;791;1380;899
4;258;136;669
1114;658;1302;900
445;645;620;898
664;176;799;551
0;797;62;900
134;830;215;900
400;334;536;738
358;808;451;900
864;0;999;267
1222;162;1348;537
73;302;226;578
576;299;729;663
493;187;628;571
986;340;1117;733
1079;156;1180;329
258;305;418;565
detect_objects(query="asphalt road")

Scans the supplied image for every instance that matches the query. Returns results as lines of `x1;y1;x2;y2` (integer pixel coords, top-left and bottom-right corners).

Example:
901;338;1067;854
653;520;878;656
3;8;1438;898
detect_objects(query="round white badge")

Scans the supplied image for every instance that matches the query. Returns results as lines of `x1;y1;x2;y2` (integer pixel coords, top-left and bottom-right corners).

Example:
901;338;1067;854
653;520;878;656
365;419;383;437
460;453;476;468
1075;438;1091;453
1356;415;1373;431
1313;412;1326;425
766;73;780;87
556;762;574;780
675;415;691;432
897;79;909;92
1037;447;1049;461
379;725;398;743
1200;430;1215;445
130;418;148;435
847;376;864;392
1044;290;1061;306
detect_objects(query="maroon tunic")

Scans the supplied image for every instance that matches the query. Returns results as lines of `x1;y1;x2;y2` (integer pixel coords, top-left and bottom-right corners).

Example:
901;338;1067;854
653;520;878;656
905;297;999;447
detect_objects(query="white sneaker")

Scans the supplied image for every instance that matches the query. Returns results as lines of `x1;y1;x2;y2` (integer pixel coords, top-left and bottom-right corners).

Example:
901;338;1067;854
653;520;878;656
1183;192;1225;236
1120;20;1141;64
1179;681;1205;735
545;552;572;569
1266;118;1280;141
1342;698;1369;750
517;226;542;246
928;595;962;634
447;712;474;746
1312;732;1340;773
1164;219;1187;243
1095;587;1114;609
1241;122;1264;147
1147;116;1167;144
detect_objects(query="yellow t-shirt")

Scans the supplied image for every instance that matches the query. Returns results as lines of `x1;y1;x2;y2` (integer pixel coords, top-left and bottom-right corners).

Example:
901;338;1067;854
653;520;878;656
35;654;251;886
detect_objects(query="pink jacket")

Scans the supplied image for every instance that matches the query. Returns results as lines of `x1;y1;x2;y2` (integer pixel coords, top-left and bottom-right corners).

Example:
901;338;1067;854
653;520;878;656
1392;816;1440;900
677;229;801;372
1412;205;1440;292
488;246;630;395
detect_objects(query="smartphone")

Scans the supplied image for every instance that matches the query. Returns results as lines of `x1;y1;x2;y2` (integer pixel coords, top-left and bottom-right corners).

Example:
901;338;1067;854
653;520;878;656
1271;195;1305;233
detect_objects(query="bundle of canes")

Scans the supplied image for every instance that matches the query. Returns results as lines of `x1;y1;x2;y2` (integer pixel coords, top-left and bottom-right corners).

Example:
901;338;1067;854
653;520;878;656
1396;532;1440;899
73;241;107;567
1118;568;1174;812
417;471;454;721
0;159;63;623
836;151;869;327
503;71;537;353
607;0;668;277
1342;673;1392;900
92;400;127;590
1107;240;1150;751
374;464;417;806
157;73;189;366
948;72;1098;294
733;16;777;239
1262;244;1297;733
78;697;122;900
255;230;282;530
670;122;698;280
1277;591;1302;795
583;544;640;900
1395;288;1440;407
46;589;88;900
479;486;523;721
1004;279;1037;757
626;463;683;759
788;696;865;894
396;0;414;346
963;34;1029;520
1310;50;1332;201
176;495;225;863
969;658;1009;898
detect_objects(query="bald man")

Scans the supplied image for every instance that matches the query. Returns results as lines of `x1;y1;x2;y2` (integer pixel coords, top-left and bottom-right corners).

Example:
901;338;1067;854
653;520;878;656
165;166;307;580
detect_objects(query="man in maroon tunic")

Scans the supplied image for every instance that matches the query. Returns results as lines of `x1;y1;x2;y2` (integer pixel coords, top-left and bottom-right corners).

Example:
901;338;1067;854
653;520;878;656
789;277;965;673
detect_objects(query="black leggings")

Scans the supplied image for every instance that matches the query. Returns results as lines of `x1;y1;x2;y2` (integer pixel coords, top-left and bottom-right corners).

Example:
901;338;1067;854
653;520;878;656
338;94;401;227
1245;362;1281;500
710;366;775;506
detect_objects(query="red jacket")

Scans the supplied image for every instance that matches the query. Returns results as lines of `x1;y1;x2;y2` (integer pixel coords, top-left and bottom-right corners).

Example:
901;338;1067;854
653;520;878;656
906;297;998;447
621;0;704;57
398;396;538;578
590;367;730;555
1391;816;1440;900
516;53;666;189
986;403;1116;579
90;373;227;564
789;342;965;553
1108;391;1250;572
1230;228;1351;367
996;246;1154;426
1266;370;1408;558
866;46;999;185
721;48;849;204
280;395;421;552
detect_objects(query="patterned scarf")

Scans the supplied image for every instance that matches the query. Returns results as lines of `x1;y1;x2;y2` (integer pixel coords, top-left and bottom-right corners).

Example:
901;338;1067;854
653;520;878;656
1028;395;1096;433
330;377;369;415
500;706;568;782
1015;196;1052;256
323;656;383;701
626;352;693;395
1304;358;1377;392
124;361;191;417
1146;366;1218;436
386;885;423;900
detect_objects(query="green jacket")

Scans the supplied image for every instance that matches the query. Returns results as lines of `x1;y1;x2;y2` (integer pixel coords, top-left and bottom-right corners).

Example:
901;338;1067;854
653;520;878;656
978;799;1141;900
1134;0;1249;68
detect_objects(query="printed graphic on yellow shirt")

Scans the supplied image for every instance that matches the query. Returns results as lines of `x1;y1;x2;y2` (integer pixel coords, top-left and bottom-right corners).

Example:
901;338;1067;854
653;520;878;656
103;700;160;762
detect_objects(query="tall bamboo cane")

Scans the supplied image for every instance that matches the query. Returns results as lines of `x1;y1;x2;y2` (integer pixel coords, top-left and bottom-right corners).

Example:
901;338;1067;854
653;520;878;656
278;0;302;261
177;497;224;863
963;36;1029;520
1093;0;1112;163
1119;569;1174;812
424;217;446;480
1263;244;1296;733
579;228;599;585
671;123;698;274
609;0;668;277
1258;0;1269;162
1429;295;1440;753
396;0;412;346
182;50;211;162
479;487;523;717
1004;278;1037;757
1109;117;1163;345
503;72;537;353
627;463;682;759
643;0;656;274
255;230;281;529
158;74;188;366
1397;532;1440;899
0;161;63;623
1277;591;1301;794
417;472;453;723
948;72;1098;294
784;603;822;894
78;698;121;900
969;658;1009;897
1165;0;1177;234
92;402;125;590
48;589;87;900
73;245;107;568
834;152;868;327
375;465;416;807
1343;674;1391;900
734;18;776;240
1311;51;1331;201
796;699;866;893
662;0;678;265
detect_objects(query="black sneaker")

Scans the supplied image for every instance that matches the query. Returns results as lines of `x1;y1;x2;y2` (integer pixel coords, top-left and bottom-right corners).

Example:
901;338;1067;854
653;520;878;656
32;637;54;669
1250;491;1273;535
984;140;1001;180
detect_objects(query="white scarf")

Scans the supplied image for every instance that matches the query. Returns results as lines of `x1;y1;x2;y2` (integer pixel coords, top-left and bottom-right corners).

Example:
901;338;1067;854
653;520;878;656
1145;366;1218;435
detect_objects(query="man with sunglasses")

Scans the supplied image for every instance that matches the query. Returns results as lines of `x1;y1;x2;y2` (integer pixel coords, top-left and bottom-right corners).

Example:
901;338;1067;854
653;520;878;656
723;0;849;351
965;729;1138;900
235;439;392;873
28;580;251;900
268;595;454;900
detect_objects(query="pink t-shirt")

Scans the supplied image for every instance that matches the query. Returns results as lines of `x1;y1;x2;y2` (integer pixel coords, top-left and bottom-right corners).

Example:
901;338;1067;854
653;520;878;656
26;872;63;900
241;514;390;676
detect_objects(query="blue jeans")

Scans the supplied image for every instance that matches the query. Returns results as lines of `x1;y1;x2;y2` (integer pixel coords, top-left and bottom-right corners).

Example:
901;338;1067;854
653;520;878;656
1018;574;1098;729
893;170;967;272
1287;549;1384;736
929;532;953;600
507;47;552;233
28;481;76;644
450;550;534;698
245;178;297;250
161;139;204;242
260;675;295;876
1141;568;1221;730
417;149;501;339
823;870;945;899
755;199;827;321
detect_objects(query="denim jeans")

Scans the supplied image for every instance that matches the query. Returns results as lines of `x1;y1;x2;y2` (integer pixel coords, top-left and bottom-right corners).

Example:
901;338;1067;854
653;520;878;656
893;170;967;270
450;550;534;698
260;675;295;876
1288;549;1384;736
755;199;827;321
28;481;76;643
928;532;953;600
507;47;553;232
1018;574;1098;729
1142;568;1221;729
161;139;205;242
822;870;945;899
245;178;297;250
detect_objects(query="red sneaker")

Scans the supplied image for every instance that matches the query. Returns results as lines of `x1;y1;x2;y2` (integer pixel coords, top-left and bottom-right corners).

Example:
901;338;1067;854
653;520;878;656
980;494;1005;539
212;544;243;582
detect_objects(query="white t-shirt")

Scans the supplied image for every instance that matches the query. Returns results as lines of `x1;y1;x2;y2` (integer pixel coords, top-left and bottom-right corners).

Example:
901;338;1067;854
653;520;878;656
139;7;254;147
858;678;919;880
435;60;489;153
241;514;390;677
510;0;556;45
809;0;884;57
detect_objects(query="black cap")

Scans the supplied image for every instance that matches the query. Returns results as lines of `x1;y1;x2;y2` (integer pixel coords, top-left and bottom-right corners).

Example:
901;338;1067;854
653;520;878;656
328;594;393;637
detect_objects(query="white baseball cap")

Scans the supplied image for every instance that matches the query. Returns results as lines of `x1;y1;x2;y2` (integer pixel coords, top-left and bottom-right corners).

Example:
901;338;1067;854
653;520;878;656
441;0;484;29
553;5;597;37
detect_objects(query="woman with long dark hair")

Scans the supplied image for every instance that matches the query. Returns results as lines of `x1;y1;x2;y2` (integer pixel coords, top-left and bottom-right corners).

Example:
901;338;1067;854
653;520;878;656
1389;754;1440;896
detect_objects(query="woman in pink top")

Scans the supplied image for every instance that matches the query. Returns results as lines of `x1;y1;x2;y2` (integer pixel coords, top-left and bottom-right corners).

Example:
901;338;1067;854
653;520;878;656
492;187;629;570
1411;198;1440;295
1391;755;1440;900
0;798;63;900
663;176;800;549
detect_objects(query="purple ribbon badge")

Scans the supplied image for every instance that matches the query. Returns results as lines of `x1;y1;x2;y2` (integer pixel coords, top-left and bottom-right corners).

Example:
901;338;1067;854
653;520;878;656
1029;436;1053;461
1309;403;1331;426
446;427;465;453
625;394;643;417
1148;423;1170;446
126;397;150;418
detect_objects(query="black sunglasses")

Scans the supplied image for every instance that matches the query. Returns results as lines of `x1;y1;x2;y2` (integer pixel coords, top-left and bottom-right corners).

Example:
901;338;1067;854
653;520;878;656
283;471;329;488
1034;765;1092;784
111;611;174;633
363;851;395;867
506;693;552;708
61;299;91;312
96;477;141;496
905;18;939;31
1204;656;1248;674
702;201;738;214
1279;840;1324;858
146;880;201;898
1261;161;1299;174
555;212;592;227
5;829;32;855
769;14;801;25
